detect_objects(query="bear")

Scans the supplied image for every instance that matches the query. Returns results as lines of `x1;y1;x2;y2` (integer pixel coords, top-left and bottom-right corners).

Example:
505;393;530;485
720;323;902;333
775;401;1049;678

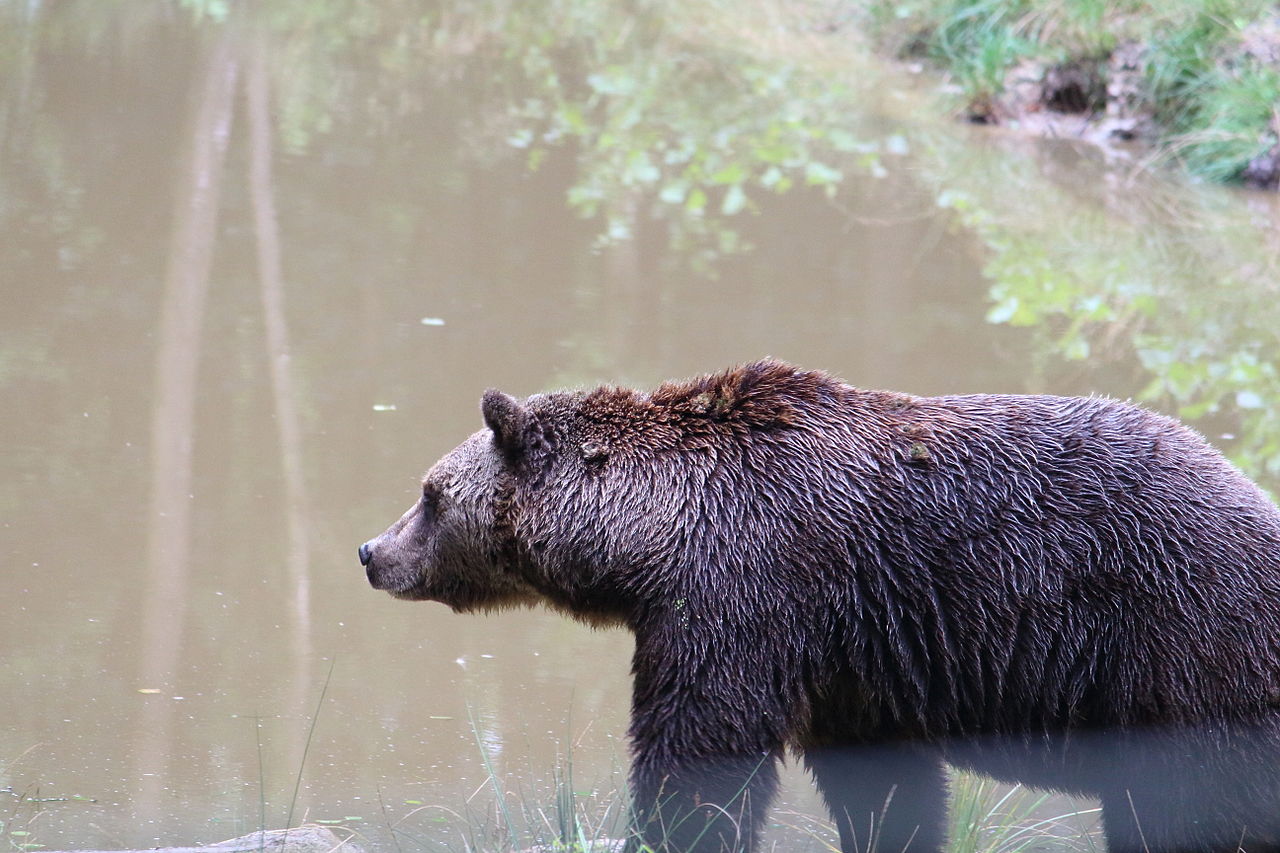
359;359;1280;853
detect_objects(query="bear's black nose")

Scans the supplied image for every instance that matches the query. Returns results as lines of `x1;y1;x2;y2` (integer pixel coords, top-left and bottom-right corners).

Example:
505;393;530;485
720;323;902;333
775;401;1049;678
358;541;373;566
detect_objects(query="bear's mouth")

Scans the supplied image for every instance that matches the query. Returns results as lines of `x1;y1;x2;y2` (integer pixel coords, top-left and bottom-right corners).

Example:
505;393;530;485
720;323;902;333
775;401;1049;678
373;574;432;599
387;583;434;601
366;563;430;599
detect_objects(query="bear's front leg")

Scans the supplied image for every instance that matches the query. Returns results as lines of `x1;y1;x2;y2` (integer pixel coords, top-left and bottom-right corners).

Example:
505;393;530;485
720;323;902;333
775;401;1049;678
627;748;780;853
805;744;949;853
624;624;788;852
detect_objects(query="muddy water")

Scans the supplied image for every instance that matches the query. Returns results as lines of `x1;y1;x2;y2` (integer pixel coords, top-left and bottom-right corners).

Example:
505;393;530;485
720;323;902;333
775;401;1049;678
1;3;1276;850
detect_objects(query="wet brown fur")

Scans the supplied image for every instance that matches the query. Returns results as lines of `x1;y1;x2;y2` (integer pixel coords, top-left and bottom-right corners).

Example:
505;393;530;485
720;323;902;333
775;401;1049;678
362;360;1280;853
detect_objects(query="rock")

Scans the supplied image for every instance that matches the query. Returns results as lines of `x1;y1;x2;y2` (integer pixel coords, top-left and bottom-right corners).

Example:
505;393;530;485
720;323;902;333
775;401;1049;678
37;826;365;853
520;840;624;853
1243;142;1280;190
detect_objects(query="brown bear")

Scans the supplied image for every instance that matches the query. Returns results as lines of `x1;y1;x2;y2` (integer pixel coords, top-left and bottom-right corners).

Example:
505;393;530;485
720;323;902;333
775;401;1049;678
359;360;1280;853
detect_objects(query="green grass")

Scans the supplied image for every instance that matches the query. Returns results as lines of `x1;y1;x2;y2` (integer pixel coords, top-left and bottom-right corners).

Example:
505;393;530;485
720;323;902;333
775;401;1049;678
1160;56;1280;181
408;738;1102;853
860;0;1280;183
930;2;1039;114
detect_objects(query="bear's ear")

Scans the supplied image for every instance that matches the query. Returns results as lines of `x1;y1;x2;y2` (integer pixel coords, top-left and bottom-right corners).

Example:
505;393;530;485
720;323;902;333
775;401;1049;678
482;389;531;457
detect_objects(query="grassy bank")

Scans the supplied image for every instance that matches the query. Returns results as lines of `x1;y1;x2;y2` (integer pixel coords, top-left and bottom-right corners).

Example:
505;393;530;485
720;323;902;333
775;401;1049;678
853;0;1280;187
404;750;1100;852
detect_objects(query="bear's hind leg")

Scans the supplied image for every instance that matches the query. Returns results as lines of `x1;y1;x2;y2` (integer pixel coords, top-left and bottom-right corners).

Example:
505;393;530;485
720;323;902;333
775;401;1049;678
806;745;948;853
1100;784;1280;853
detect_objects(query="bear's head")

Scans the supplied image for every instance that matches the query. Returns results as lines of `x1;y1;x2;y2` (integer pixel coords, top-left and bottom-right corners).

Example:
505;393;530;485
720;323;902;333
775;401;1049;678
357;390;547;612
359;361;834;622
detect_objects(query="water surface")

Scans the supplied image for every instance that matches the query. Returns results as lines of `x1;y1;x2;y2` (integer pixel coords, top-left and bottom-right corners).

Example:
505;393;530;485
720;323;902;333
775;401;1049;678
1;3;1276;849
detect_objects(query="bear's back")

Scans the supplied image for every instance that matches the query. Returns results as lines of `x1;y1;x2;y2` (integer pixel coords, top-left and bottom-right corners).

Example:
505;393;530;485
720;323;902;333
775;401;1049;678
801;387;1280;730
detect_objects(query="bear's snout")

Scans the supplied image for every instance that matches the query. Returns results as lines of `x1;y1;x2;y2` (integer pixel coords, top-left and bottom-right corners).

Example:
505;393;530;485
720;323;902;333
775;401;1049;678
360;537;408;592
360;538;393;589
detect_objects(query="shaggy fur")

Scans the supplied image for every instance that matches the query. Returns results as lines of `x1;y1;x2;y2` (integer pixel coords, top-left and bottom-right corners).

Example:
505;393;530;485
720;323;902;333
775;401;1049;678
361;360;1280;853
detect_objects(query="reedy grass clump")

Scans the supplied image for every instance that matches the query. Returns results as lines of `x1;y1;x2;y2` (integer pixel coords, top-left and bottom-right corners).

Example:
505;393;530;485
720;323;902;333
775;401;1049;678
949;774;1100;853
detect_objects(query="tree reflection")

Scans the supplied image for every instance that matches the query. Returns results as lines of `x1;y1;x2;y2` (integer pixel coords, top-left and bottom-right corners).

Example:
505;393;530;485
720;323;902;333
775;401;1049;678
140;24;239;816
139;15;317;828
247;26;314;705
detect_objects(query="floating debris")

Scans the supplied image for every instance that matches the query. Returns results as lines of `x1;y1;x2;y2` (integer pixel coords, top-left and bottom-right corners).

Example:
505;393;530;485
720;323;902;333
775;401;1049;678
372;404;397;412
420;317;446;326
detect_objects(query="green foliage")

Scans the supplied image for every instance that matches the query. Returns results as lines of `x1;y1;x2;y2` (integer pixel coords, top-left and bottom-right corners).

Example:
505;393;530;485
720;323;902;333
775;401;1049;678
500;5;892;272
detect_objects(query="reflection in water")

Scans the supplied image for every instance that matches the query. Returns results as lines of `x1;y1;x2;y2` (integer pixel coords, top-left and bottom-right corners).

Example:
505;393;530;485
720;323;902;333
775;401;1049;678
916;129;1280;487
135;18;319;835
0;2;1275;849
140;27;240;820
246;28;314;725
